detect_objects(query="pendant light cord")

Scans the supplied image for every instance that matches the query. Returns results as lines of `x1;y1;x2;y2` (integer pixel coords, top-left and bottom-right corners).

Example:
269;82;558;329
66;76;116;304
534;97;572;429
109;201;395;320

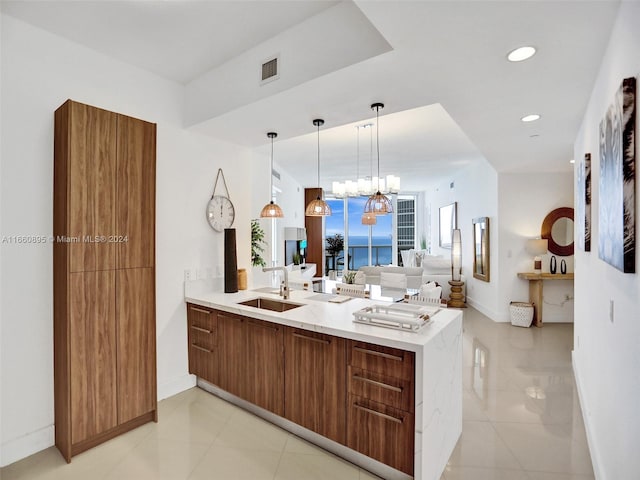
270;135;274;201
375;105;381;191
317;122;320;188
356;126;360;179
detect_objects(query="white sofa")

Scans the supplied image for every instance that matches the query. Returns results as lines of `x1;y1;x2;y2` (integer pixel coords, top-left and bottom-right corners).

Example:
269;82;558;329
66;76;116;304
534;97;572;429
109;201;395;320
356;264;466;300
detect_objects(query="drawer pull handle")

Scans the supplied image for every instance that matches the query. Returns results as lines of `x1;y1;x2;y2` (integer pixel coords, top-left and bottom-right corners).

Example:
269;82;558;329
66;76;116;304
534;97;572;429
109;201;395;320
247;320;279;332
354;346;403;362
191;343;212;353
292;332;330;345
352;374;403;393
354;403;403;424
190;325;212;334
190;307;211;315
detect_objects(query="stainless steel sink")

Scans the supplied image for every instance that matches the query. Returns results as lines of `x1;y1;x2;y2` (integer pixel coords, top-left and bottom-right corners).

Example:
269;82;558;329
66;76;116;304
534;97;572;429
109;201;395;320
238;297;303;312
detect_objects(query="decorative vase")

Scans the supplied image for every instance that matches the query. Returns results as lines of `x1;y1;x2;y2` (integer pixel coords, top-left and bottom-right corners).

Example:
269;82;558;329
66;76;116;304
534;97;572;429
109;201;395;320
550;256;557;274
237;268;247;290
560;259;567;275
224;228;238;293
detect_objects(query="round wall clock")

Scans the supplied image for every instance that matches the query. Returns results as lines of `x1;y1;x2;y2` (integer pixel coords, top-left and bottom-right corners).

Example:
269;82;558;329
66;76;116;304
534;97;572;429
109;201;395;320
207;168;235;232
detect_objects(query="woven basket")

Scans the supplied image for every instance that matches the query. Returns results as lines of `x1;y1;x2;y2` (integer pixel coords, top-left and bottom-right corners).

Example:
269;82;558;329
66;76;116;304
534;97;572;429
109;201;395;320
509;302;534;327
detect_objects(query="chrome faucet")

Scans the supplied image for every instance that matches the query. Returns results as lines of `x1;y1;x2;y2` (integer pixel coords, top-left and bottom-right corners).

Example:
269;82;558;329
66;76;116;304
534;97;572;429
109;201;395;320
262;266;290;300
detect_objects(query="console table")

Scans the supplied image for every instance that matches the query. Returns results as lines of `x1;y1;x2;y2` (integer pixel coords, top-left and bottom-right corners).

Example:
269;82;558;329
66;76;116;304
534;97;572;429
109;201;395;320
517;273;574;327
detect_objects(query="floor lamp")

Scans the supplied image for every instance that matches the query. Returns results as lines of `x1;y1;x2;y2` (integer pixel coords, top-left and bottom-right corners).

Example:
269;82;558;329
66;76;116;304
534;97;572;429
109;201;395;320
448;229;466;308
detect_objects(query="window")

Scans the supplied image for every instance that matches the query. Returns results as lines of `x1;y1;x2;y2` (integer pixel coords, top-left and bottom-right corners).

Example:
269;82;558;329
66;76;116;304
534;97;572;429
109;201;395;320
326;196;396;271
397;197;416;265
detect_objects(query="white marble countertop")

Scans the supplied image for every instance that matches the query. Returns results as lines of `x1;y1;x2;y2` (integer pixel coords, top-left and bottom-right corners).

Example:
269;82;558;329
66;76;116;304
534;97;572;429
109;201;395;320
184;279;462;353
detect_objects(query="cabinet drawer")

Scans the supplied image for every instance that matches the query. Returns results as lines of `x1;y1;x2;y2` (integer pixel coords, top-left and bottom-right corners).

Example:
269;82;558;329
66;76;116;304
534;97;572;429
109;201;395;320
347;395;414;475
348;367;413;413
348;341;414;381
188;344;218;385
187;304;217;349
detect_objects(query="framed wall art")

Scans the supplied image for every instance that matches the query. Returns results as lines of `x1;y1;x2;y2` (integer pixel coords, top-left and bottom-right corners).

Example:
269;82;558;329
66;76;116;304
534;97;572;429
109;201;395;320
599;77;635;273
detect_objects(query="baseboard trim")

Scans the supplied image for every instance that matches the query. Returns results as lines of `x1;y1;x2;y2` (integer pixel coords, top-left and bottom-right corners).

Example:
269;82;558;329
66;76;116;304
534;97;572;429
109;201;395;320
572;351;603;479
157;373;196;401
465;297;509;322
1;424;54;467
1;374;195;467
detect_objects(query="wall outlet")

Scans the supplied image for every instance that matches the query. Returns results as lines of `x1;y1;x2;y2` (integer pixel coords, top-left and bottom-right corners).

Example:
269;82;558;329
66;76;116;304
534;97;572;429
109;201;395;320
184;269;192;281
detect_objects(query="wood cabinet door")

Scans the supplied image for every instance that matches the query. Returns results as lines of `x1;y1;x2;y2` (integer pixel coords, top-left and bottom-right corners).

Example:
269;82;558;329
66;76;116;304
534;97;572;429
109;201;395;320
284;328;346;444
217;312;246;398
116;115;155;269
69;271;117;444
245;319;284;416
116;267;156;423
68;101;117;273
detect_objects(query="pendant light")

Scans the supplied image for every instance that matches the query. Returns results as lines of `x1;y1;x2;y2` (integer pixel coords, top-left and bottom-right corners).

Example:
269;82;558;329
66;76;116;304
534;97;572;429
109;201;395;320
361;123;377;225
364;103;393;215
305;119;332;216
260;132;284;218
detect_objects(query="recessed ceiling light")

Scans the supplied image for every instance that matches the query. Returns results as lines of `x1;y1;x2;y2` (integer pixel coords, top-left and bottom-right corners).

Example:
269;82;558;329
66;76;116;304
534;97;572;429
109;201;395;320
569;159;575;164
521;114;540;122
507;46;536;62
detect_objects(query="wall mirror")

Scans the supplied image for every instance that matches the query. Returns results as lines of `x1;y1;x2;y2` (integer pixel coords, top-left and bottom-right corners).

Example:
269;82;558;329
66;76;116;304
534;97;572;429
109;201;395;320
439;202;457;248
541;207;574;256
472;217;490;282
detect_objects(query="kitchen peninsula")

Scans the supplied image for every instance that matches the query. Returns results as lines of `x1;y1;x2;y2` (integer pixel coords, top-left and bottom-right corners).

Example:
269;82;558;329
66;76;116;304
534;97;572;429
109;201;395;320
184;280;462;480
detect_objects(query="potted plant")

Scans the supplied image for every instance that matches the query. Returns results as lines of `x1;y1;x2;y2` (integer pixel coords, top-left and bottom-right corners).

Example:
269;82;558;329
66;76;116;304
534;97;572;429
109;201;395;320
326;233;344;256
343;271;356;284
251;219;267;268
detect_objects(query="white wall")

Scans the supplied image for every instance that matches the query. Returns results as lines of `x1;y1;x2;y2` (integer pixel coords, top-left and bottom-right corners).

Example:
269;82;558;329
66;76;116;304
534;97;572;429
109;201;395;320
426;159;500;318
573;3;640;478
426;164;575;323
249;145;305;286
0;14;253;466
498;173;575;323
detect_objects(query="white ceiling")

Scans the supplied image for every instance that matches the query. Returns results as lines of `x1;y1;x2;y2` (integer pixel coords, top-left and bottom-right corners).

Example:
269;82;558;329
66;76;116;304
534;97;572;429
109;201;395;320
1;0;621;190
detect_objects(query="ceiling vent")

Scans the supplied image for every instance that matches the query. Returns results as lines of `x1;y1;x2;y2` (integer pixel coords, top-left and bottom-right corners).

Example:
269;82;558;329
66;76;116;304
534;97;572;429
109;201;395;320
261;55;280;85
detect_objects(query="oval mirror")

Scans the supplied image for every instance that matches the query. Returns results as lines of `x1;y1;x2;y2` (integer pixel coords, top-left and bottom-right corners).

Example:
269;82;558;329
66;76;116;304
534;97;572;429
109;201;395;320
541;207;574;256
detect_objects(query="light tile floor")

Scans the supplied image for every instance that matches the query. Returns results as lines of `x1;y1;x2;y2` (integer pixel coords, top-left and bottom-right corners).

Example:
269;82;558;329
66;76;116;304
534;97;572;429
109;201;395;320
1;307;594;480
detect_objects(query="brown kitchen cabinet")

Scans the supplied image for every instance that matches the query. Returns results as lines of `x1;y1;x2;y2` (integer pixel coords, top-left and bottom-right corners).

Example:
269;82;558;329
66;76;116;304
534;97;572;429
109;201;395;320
346;340;415;475
186;304;218;385
245;318;284;416
187;306;418;475
199;309;285;416
54;100;157;462
284;327;346;445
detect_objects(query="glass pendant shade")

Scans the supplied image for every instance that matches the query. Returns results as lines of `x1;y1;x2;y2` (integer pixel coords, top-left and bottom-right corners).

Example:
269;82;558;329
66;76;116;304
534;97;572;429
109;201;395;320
306;119;331;217
305;196;331;216
361;211;377;225
364;191;393;215
365;102;393;215
260;132;284;218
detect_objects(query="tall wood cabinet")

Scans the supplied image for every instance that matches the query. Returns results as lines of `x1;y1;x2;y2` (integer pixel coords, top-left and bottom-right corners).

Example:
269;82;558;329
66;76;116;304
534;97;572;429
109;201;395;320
54;100;157;462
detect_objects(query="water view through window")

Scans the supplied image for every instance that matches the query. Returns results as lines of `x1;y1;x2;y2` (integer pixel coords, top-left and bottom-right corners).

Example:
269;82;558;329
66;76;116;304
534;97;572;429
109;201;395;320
326;197;393;270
